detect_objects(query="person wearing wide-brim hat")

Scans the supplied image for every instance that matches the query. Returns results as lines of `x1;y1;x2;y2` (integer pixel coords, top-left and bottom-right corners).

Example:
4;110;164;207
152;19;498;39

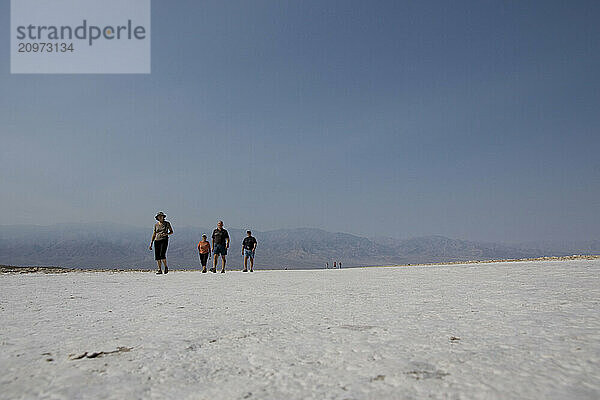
149;212;173;274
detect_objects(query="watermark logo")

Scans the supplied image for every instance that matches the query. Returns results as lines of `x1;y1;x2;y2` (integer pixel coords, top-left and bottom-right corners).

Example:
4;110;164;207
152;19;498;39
11;0;151;74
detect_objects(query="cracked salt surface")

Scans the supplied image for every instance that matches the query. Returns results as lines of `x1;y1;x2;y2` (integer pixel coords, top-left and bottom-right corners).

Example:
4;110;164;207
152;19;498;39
1;260;599;399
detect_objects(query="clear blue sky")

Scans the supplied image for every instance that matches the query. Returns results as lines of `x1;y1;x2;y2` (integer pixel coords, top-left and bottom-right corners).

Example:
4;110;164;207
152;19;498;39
1;0;599;242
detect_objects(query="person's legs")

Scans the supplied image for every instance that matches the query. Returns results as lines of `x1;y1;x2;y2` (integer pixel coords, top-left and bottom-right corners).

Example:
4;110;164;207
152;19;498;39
155;240;163;273
249;255;254;272
155;239;168;274
243;255;248;272
221;255;226;272
212;250;218;272
200;254;208;273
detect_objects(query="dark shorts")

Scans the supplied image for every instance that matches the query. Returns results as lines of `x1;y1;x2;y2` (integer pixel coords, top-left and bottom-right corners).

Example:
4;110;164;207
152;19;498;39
154;238;168;260
214;243;227;256
199;253;209;266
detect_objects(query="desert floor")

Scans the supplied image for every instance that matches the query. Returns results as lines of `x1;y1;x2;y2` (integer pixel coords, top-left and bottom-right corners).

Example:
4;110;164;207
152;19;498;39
1;260;599;399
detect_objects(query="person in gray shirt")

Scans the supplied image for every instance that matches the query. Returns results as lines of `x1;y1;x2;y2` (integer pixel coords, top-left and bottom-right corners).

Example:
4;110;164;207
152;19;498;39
149;212;173;274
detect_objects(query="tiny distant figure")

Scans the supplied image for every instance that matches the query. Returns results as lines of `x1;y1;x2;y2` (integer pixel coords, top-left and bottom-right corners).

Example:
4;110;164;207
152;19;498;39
325;262;329;269
197;234;211;273
339;262;342;269
149;212;173;275
212;220;229;273
333;261;337;269
242;230;257;272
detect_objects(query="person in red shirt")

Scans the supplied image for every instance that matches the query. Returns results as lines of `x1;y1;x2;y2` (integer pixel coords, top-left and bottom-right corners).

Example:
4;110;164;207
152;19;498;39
197;234;211;273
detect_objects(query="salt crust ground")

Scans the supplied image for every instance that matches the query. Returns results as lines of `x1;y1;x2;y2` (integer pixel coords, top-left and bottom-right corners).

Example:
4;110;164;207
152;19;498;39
1;260;599;399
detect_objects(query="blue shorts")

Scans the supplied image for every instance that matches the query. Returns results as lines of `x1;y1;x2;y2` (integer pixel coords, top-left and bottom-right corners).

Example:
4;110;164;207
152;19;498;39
244;249;255;259
214;243;227;256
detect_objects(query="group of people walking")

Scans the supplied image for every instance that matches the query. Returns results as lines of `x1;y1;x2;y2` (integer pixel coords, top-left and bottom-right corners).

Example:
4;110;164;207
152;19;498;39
149;212;257;275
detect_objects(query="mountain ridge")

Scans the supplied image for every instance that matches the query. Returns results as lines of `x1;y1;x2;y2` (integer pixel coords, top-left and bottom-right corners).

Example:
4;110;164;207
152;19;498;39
1;224;598;269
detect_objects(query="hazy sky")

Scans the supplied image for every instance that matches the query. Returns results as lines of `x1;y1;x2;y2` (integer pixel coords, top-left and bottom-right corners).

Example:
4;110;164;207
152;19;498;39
1;0;599;242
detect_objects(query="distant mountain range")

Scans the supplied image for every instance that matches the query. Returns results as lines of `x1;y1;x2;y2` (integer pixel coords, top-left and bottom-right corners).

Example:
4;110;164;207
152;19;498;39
0;223;598;269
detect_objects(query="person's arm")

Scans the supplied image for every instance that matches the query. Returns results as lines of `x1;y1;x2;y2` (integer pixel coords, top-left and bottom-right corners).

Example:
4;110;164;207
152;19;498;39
149;230;156;250
167;222;173;235
226;233;230;248
208;242;212;258
198;242;201;252
253;239;257;251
